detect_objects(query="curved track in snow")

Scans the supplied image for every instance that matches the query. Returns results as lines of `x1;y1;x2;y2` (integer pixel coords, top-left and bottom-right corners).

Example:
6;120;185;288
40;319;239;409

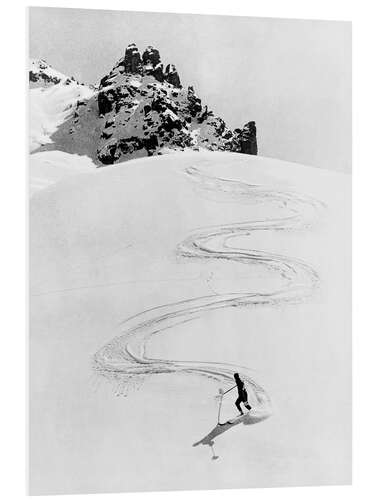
93;165;325;420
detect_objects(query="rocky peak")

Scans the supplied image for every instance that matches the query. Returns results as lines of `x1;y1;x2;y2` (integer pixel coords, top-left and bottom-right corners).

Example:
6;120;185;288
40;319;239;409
111;43;182;88
142;46;164;82
29;59;75;87
142;46;161;67
34;44;258;165
123;43;142;74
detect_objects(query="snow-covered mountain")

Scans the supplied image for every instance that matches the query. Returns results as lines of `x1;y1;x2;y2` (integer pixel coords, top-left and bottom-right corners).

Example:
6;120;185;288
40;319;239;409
29;59;96;152
29;45;258;164
29;58;75;87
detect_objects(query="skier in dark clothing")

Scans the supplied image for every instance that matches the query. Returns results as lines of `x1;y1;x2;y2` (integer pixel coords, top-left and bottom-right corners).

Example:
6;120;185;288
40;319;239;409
234;373;251;415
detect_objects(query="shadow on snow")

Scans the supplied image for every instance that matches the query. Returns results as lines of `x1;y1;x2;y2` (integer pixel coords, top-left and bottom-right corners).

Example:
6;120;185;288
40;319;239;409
193;411;269;460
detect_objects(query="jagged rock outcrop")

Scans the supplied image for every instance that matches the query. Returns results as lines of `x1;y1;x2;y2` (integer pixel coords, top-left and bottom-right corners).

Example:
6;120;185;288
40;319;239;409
230;121;258;155
142;46;164;82
165;64;181;88
31;43;258;165
123;43;142;74
142;46;161;67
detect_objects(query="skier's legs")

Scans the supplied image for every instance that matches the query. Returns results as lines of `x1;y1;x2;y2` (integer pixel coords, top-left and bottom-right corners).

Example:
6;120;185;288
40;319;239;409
235;397;243;414
242;391;252;411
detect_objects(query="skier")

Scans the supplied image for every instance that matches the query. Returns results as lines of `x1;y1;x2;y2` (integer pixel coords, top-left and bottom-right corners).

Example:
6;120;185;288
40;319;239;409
233;373;251;415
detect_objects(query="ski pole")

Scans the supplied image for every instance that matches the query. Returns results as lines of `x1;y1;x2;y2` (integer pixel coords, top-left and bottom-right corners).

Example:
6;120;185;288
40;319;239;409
222;385;236;395
216;386;236;424
217;389;224;425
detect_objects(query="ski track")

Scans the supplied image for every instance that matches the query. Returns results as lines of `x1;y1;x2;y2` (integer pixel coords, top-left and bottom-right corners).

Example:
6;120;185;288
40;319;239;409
93;165;325;421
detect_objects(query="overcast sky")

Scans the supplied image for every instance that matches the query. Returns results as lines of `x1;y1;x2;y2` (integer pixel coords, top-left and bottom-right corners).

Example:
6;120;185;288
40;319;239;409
29;7;351;173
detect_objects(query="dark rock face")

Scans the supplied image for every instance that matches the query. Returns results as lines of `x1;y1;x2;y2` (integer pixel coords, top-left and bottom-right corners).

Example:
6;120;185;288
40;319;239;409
142;46;164;82
123;44;142;74
142;46;161;67
97;140;122;165
97;90;114;115
186;86;202;117
230;121;258;155
152;64;164;83
165;64;181;88
29;70;40;83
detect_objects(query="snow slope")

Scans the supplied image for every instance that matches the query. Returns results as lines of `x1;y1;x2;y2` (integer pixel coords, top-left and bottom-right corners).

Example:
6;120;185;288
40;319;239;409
29;83;95;152
29;151;351;494
29;59;95;152
29;151;96;196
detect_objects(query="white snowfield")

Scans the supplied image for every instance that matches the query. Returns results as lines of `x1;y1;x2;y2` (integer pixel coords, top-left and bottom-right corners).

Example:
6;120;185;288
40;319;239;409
29;151;96;196
29;81;95;152
29;151;351;494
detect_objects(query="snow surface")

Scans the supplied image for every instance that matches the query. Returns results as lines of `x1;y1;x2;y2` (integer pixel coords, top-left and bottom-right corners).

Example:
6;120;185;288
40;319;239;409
29;151;351;494
29;151;96;196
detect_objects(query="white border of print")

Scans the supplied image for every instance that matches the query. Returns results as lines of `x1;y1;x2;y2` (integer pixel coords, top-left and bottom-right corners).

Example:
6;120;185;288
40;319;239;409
1;1;373;500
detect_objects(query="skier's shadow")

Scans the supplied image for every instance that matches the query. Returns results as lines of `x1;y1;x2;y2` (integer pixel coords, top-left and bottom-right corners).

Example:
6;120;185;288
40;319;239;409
193;412;269;460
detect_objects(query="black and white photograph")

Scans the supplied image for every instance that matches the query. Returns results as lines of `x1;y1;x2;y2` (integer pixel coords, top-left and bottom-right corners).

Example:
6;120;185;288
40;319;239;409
28;6;351;495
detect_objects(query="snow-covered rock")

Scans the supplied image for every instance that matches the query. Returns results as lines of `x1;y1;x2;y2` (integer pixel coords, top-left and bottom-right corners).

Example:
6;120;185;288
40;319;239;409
30;59;76;87
29;60;96;152
30;44;258;165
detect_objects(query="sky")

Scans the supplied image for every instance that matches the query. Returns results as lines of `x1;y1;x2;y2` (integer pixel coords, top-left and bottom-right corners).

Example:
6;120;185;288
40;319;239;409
29;7;351;172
